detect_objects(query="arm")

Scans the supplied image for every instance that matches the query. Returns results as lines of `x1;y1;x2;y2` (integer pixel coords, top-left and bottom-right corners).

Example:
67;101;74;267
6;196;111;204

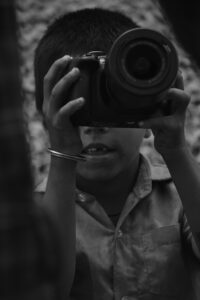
139;73;200;241
42;56;84;298
162;146;200;232
44;155;77;298
162;146;200;256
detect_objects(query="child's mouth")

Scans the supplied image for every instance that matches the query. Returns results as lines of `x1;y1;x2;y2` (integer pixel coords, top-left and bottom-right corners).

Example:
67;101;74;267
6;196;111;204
82;143;115;156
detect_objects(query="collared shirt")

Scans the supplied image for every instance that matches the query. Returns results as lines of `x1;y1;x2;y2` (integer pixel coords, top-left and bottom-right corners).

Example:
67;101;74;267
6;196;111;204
36;155;200;300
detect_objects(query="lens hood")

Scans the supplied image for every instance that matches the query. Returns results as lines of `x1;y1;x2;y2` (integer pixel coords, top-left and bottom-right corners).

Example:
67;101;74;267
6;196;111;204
106;28;178;111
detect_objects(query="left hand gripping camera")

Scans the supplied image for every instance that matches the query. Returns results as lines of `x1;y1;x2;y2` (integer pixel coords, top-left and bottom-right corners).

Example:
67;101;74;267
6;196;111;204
68;28;178;127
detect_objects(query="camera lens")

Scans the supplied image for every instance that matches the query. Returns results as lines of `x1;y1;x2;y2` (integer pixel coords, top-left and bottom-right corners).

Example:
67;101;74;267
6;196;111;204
125;43;163;81
106;28;178;116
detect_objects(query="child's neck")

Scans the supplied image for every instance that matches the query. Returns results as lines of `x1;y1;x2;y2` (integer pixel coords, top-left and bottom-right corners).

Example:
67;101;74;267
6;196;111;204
77;156;140;215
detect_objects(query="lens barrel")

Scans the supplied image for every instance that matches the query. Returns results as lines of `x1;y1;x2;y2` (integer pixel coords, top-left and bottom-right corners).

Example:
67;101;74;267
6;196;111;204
106;28;178;112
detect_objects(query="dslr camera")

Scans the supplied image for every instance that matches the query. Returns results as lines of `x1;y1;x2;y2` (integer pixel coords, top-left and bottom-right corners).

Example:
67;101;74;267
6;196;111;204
69;28;178;127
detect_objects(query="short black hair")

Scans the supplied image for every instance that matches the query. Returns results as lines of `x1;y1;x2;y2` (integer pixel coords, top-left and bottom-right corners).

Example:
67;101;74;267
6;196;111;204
34;8;139;112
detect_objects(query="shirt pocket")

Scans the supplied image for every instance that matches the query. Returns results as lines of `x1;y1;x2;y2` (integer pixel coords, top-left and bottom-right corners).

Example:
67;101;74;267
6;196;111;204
141;224;189;297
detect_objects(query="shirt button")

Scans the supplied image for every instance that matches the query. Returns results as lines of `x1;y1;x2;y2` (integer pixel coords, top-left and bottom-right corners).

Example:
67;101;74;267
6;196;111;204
117;229;123;238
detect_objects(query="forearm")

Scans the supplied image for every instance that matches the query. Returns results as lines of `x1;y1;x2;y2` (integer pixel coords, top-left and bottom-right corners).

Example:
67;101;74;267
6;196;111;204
43;157;77;298
162;146;200;232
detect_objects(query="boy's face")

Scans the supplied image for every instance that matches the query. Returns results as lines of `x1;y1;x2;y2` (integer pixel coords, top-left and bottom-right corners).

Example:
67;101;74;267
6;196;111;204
76;126;146;181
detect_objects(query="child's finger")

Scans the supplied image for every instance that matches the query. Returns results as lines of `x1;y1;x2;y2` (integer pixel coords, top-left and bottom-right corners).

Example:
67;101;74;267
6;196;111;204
43;55;72;112
53;97;85;128
158;88;190;116
137;116;168;130
167;89;190;113
50;67;80;112
173;70;184;90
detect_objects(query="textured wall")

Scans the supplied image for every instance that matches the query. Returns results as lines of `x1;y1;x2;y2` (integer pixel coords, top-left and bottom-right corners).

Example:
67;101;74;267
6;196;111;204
16;0;200;185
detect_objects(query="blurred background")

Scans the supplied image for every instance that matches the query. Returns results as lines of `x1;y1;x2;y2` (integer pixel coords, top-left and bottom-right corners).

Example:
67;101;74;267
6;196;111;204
16;0;200;186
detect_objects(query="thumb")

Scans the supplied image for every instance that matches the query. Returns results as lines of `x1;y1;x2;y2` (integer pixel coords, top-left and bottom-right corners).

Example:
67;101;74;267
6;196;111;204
173;70;184;90
138;116;167;130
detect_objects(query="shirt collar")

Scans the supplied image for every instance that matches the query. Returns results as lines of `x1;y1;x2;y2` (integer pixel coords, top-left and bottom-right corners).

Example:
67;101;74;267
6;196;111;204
134;154;171;196
133;155;152;199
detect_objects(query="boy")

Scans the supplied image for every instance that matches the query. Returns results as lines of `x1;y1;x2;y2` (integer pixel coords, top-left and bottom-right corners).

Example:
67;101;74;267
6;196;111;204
35;8;200;300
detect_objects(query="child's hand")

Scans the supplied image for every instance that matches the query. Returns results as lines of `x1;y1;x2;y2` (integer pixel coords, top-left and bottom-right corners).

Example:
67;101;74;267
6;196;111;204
138;72;190;156
43;55;85;154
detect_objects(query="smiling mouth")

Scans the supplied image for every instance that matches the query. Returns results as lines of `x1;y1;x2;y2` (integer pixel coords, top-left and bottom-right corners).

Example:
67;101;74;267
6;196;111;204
82;143;115;156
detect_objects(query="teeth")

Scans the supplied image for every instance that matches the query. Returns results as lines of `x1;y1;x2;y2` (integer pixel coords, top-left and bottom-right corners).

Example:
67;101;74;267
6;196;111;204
87;148;98;154
86;146;108;154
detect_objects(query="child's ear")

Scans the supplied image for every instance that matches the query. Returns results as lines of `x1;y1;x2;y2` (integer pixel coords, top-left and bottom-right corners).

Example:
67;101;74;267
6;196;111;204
144;129;151;138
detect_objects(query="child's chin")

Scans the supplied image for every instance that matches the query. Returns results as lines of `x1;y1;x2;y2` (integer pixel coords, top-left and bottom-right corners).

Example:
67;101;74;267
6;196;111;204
77;166;117;181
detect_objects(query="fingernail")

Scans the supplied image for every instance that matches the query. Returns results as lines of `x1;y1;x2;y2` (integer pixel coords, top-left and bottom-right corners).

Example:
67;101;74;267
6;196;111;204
72;67;80;74
77;97;85;104
63;55;72;61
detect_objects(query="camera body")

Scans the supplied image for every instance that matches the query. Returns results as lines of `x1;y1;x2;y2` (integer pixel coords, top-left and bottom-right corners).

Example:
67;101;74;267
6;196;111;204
69;28;178;127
